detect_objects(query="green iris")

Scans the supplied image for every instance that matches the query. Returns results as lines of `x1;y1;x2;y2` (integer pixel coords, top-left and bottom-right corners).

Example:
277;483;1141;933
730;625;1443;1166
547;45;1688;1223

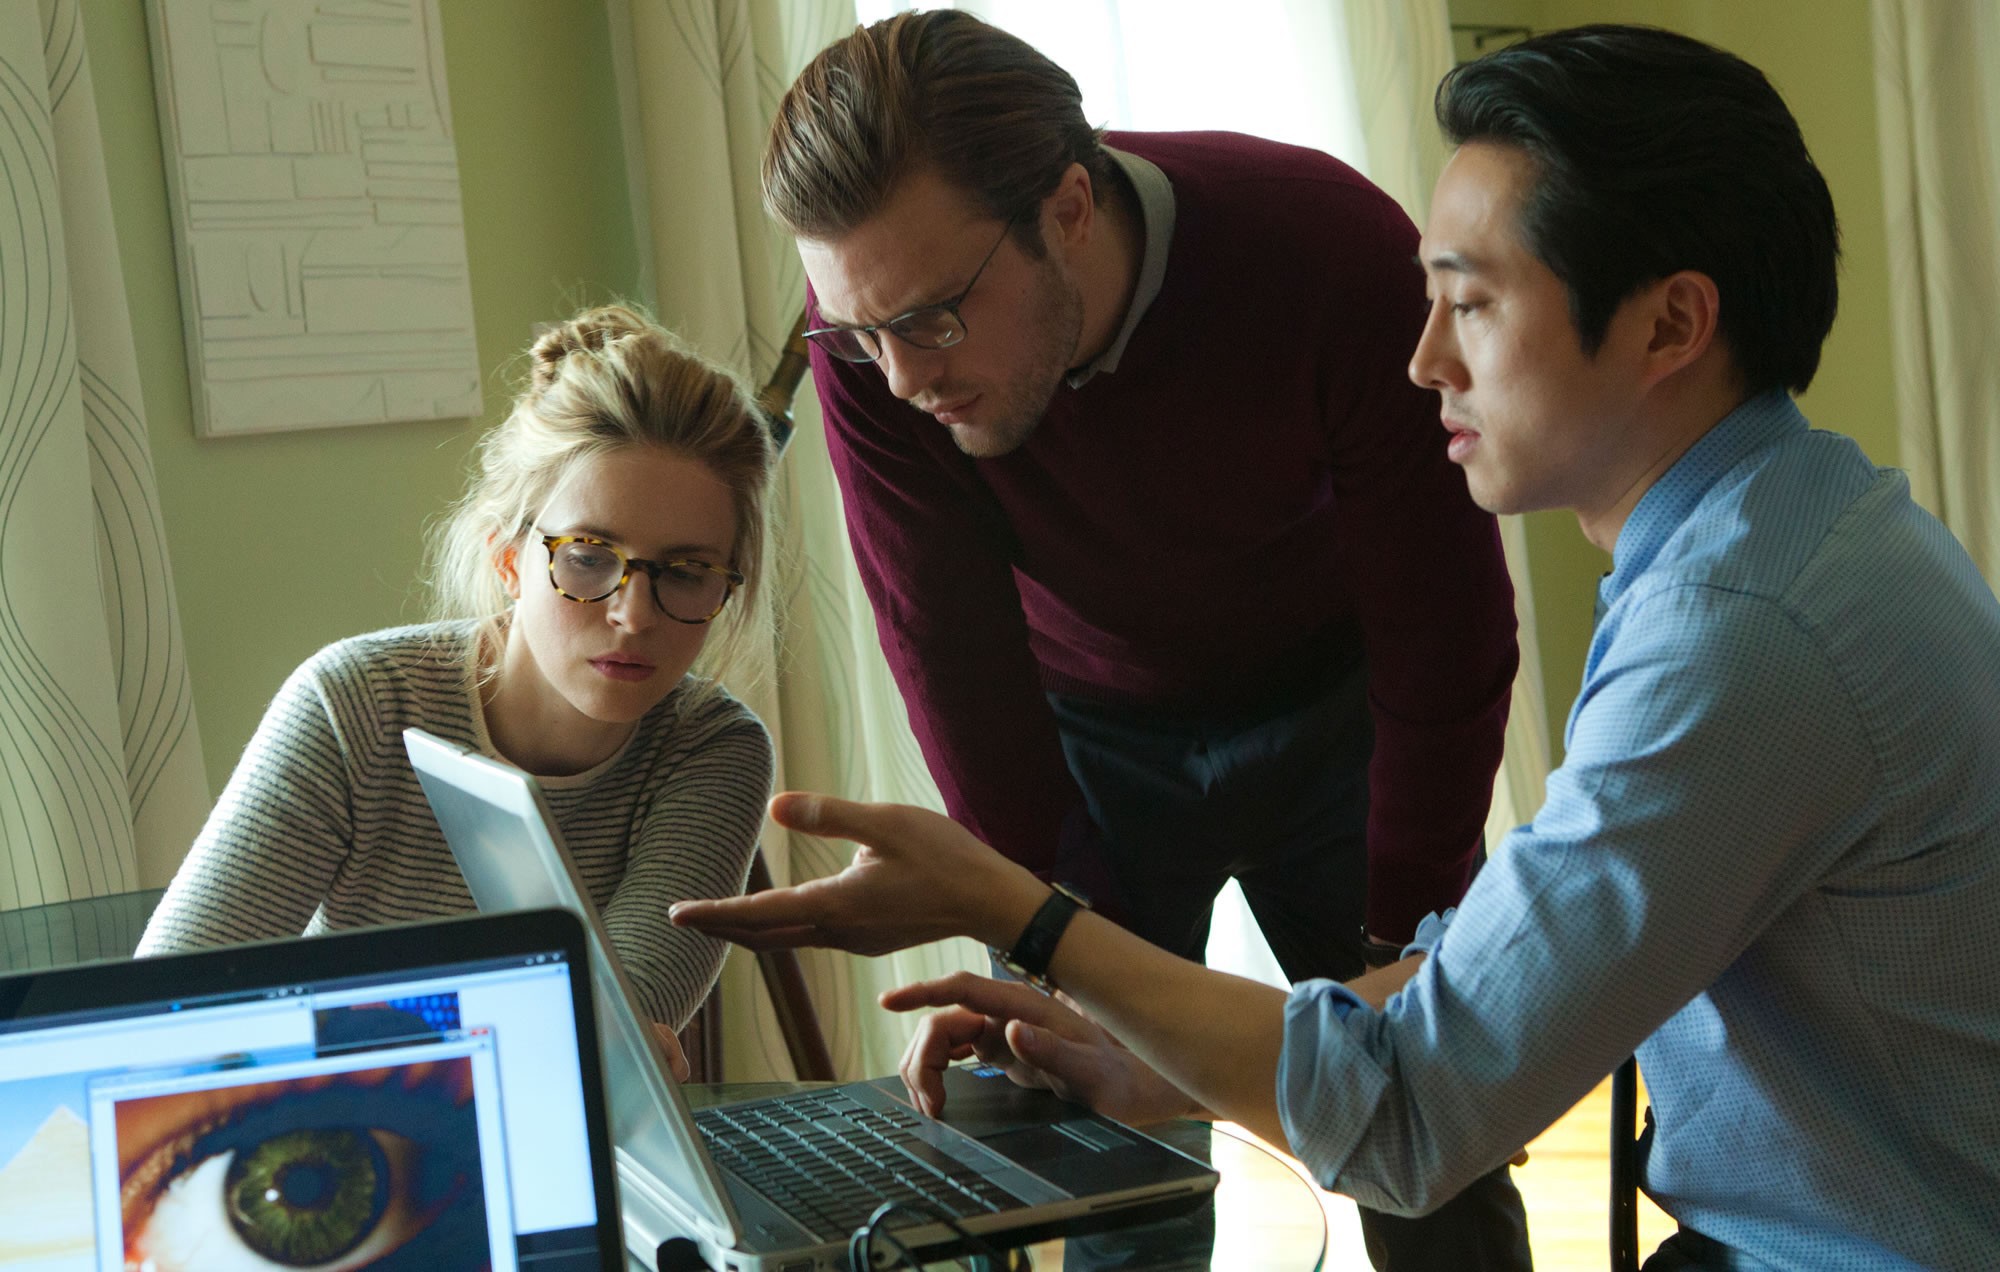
224;1128;390;1265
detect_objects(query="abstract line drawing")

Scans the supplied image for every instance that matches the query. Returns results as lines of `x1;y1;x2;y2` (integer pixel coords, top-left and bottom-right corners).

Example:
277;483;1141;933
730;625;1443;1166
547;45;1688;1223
147;0;481;436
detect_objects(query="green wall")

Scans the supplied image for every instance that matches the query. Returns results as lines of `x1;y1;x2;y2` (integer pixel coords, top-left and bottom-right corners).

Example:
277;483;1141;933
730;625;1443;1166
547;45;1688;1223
81;1;641;792
1449;0;1898;754
82;0;1901;801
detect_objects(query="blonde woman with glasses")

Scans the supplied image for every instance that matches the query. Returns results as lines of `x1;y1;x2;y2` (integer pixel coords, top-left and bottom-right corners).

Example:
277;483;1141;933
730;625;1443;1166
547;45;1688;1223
141;306;776;1060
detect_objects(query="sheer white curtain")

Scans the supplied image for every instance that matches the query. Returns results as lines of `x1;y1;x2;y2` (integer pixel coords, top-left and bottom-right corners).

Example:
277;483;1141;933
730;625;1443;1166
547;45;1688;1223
857;0;1552;984
1332;2;1554;904
1874;0;2000;583
0;0;209;912
611;0;1553;1074
608;0;987;1080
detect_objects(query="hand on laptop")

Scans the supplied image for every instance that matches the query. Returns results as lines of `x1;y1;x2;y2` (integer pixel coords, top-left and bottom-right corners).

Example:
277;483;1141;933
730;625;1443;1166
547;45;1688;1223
670;793;1048;955
652;1022;693;1081
884;971;1207;1127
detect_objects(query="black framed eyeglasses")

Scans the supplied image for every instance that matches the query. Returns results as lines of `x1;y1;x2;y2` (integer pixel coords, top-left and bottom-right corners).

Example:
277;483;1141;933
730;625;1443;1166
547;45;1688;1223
803;219;1017;364
539;534;743;625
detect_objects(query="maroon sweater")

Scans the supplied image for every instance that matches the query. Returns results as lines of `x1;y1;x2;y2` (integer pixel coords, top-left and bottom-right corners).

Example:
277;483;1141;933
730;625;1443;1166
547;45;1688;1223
811;131;1518;939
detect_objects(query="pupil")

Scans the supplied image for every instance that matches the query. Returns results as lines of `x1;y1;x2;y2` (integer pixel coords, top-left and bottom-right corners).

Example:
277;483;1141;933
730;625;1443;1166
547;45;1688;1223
277;1161;336;1208
226;1128;390;1265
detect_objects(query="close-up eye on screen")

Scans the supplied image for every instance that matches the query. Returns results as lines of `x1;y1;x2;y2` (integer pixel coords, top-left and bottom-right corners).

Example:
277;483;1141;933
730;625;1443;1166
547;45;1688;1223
113;1060;493;1272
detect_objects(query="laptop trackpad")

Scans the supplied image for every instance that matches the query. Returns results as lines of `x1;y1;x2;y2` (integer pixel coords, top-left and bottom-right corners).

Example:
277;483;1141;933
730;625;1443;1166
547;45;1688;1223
983;1121;1192;1194
930;1064;1106;1134
933;1067;1191;1194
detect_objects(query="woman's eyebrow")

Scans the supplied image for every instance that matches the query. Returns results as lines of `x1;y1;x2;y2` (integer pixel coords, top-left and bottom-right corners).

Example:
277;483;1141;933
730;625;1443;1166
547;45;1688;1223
556;526;728;559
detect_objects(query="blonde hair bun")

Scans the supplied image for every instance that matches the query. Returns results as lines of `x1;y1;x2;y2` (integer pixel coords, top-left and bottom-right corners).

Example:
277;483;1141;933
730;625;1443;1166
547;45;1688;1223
528;305;656;394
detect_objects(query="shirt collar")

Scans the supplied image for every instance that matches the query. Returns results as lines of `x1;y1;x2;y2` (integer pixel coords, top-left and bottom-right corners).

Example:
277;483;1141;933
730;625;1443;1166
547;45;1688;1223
1600;390;1807;610
1066;145;1177;388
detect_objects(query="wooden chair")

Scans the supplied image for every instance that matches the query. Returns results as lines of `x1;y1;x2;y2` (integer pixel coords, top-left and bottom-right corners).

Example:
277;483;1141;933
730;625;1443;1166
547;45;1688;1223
1610;1056;1641;1271
678;309;836;1083
678;848;836;1082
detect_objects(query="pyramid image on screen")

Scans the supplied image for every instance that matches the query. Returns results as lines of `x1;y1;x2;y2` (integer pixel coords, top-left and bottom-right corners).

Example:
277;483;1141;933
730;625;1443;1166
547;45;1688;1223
0;1105;94;1271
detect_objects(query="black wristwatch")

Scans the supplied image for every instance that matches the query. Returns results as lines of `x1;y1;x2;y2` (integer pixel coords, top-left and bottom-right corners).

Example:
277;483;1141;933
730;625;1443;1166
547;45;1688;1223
992;883;1091;993
1361;933;1406;969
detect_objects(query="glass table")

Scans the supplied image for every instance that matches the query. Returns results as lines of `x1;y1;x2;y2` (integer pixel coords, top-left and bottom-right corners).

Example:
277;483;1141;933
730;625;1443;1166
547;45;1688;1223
0;907;1330;1267
0;888;164;972
636;1082;1329;1271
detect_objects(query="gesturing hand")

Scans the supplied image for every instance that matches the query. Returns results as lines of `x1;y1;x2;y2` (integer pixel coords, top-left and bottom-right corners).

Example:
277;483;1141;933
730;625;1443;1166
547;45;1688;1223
885;972;1203;1127
670;793;1041;955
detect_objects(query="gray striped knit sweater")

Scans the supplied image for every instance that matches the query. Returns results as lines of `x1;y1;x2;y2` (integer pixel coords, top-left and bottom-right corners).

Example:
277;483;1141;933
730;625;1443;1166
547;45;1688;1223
138;621;772;1028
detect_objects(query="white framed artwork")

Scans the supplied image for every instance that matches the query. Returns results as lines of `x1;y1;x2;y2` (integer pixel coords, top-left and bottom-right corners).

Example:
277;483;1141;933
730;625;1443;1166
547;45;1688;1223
146;0;481;436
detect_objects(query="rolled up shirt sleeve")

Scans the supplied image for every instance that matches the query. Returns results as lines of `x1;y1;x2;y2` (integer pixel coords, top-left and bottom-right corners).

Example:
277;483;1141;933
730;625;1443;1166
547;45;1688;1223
1278;980;1384;1179
1274;583;1878;1218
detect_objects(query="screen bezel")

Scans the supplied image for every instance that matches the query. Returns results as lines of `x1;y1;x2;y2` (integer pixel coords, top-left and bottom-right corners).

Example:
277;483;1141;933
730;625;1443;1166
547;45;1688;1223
0;906;626;1271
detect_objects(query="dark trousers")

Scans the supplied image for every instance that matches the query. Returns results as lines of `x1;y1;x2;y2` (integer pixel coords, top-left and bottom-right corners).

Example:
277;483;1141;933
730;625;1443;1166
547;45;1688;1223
1048;665;1533;1272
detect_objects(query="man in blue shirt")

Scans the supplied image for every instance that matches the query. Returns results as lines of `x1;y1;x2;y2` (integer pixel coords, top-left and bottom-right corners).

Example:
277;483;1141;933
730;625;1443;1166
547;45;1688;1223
675;25;2000;1270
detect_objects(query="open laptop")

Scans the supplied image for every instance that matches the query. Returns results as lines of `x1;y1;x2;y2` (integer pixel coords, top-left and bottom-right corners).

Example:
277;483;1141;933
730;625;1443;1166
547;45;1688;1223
0;906;625;1271
404;727;1219;1271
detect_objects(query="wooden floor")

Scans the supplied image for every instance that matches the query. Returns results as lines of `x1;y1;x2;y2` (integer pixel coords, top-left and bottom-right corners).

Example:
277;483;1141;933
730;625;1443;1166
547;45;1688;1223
1254;1073;1676;1270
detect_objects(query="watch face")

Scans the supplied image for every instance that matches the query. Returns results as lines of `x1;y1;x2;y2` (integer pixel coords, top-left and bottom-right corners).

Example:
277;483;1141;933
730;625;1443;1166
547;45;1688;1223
1052;882;1093;908
1000;886;1087;993
1006;962;1058;995
987;946;1057;996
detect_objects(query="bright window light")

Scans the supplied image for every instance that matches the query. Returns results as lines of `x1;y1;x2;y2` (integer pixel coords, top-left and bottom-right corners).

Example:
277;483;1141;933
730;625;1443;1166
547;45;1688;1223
854;1;1368;166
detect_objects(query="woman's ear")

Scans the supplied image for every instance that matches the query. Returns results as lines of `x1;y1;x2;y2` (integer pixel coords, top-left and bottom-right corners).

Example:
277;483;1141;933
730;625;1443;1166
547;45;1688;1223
494;539;521;601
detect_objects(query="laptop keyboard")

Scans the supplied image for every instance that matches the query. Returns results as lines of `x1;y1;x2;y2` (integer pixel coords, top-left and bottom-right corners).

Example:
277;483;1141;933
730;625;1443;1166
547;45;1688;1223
695;1090;1025;1238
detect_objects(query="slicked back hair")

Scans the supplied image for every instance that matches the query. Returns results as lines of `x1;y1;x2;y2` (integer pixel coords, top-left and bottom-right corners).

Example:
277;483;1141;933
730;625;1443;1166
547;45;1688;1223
763;10;1117;254
1436;24;1840;395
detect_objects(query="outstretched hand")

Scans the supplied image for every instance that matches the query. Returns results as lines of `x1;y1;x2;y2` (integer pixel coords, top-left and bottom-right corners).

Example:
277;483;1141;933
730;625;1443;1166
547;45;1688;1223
670;793;1045;955
885;972;1203;1127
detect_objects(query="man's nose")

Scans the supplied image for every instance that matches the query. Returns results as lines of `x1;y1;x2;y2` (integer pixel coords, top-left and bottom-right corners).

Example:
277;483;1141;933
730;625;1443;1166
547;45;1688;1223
875;337;946;404
1408;303;1466;393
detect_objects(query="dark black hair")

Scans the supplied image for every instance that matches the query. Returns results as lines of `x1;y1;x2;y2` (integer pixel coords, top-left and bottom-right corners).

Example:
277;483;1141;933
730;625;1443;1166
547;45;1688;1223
1436;24;1839;395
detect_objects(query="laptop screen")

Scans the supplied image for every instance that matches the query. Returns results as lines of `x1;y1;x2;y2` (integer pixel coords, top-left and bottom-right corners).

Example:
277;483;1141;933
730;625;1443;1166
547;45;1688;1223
0;911;618;1272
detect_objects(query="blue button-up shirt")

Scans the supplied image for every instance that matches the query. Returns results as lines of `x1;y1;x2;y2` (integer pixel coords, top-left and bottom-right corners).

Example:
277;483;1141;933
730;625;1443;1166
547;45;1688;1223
1279;393;2000;1270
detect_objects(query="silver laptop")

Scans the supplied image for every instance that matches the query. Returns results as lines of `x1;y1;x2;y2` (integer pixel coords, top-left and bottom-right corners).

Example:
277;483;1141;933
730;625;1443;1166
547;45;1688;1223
0;907;626;1272
403;727;1218;1271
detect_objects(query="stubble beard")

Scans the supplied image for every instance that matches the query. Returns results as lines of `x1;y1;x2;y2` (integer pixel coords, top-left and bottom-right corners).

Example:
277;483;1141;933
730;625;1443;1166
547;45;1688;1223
946;262;1086;459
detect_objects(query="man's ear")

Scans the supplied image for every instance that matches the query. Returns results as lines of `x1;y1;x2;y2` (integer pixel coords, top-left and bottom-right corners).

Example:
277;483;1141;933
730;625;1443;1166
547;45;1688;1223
1045;161;1096;254
1639;270;1722;387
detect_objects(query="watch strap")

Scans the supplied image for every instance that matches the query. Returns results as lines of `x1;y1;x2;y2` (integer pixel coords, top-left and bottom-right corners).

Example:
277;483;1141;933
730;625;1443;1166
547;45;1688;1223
997;883;1089;987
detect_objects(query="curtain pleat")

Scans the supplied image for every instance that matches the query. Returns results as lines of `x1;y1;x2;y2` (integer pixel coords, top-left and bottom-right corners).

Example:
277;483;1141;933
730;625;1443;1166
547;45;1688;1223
1873;0;2000;583
612;0;987;1081
0;0;209;915
1334;0;1552;847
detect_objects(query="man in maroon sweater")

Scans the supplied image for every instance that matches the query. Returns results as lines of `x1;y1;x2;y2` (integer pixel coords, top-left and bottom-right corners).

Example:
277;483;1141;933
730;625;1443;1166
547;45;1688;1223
764;13;1525;1266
